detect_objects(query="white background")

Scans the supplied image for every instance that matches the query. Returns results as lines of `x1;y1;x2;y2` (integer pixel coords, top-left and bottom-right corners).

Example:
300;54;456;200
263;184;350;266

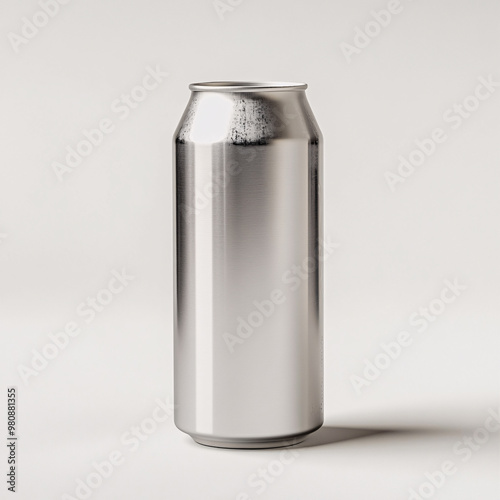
0;0;499;498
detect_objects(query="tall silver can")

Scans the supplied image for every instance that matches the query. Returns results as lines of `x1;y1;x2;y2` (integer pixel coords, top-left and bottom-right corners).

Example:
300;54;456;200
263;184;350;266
173;82;323;448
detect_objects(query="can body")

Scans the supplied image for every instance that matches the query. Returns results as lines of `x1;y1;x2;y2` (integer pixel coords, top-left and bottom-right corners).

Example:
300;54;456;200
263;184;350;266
173;82;323;448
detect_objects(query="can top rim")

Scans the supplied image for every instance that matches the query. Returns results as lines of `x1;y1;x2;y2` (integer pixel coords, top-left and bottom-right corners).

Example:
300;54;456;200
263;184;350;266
189;81;308;92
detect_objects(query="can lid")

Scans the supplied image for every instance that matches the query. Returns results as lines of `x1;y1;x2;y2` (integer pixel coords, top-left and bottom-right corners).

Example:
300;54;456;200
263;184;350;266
189;81;307;92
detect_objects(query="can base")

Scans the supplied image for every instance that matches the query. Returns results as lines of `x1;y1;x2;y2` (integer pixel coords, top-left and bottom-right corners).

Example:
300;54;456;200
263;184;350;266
190;426;321;449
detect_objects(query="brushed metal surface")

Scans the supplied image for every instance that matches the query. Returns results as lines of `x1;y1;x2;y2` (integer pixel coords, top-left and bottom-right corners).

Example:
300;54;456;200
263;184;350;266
173;82;323;448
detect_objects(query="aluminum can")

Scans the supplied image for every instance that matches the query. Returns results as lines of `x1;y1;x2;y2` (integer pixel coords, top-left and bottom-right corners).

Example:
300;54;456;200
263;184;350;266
173;82;323;448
